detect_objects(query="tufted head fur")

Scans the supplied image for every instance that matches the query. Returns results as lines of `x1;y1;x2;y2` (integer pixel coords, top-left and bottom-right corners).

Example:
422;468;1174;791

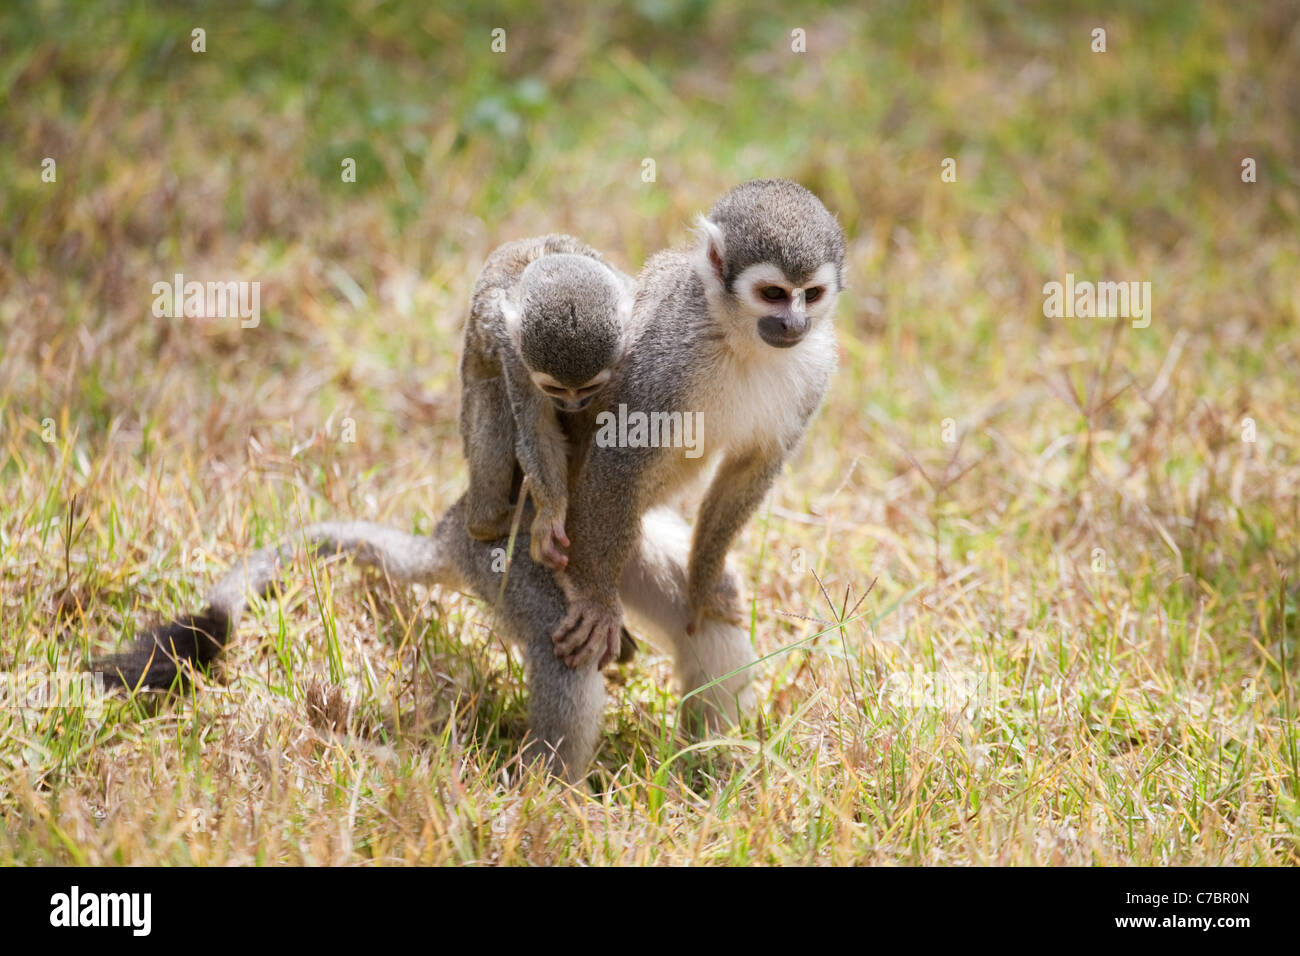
693;179;846;351
502;253;633;390
698;179;845;292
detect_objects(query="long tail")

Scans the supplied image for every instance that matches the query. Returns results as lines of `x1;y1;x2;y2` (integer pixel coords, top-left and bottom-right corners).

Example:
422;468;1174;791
95;520;459;690
95;504;634;689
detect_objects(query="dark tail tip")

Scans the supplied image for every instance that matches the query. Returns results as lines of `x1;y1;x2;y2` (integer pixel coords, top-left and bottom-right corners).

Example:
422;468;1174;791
95;608;232;690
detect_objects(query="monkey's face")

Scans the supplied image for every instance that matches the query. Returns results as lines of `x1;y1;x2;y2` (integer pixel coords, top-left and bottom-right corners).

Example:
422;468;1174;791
694;180;845;351
531;367;613;413
731;262;841;349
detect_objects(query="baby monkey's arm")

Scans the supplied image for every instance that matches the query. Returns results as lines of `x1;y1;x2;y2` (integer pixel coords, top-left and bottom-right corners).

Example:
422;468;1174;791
503;358;572;570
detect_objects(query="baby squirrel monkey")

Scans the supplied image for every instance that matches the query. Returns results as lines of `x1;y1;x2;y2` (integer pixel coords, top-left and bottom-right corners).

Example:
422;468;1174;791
460;234;634;570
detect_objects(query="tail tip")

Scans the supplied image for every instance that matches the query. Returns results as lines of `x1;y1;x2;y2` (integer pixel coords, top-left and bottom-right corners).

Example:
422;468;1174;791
95;607;232;690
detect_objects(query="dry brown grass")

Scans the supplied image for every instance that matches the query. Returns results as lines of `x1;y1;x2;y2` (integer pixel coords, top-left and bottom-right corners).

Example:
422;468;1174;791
1;1;1298;864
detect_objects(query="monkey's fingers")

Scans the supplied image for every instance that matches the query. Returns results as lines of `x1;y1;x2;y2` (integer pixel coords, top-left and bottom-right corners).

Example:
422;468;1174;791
543;529;569;568
596;628;621;669
530;512;571;570
552;609;594;657
566;619;616;671
553;598;622;669
687;592;746;636
531;533;568;570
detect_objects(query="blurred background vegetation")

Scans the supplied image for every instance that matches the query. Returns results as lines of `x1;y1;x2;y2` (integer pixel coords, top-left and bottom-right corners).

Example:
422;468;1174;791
3;1;1297;457
1;1;1298;863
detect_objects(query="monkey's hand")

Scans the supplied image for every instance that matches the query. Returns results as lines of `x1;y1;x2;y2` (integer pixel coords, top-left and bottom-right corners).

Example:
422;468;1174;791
529;506;570;571
552;588;623;671
686;575;746;636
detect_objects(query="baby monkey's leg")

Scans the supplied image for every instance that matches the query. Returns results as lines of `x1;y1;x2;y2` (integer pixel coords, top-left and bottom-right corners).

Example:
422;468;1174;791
463;376;519;540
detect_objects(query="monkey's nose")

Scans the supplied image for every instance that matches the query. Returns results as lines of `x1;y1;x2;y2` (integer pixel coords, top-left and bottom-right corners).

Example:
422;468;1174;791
556;395;590;413
757;313;809;348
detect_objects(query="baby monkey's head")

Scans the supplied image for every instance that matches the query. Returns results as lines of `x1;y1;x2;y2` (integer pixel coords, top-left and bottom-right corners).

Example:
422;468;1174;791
503;253;633;413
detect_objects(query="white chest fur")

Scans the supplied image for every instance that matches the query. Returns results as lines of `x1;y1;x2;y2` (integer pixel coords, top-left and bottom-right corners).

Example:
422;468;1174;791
698;322;836;458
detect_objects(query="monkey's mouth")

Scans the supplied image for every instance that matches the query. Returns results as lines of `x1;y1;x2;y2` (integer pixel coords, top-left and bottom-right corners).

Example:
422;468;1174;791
757;315;809;349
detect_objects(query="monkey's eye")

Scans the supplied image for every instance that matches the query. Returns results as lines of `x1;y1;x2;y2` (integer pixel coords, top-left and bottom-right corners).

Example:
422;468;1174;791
540;384;567;398
804;286;824;303
759;286;787;302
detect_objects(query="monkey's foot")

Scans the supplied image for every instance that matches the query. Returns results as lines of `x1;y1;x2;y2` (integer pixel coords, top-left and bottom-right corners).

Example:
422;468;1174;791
466;506;514;541
552;596;623;670
529;510;570;570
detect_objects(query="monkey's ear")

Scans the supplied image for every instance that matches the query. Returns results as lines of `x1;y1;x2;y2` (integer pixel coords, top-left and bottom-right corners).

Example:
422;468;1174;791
616;290;635;325
615;292;638;355
498;292;524;346
693;215;727;295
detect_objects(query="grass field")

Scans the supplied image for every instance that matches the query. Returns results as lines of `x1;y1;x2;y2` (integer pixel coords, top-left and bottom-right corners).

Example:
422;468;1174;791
1;1;1298;865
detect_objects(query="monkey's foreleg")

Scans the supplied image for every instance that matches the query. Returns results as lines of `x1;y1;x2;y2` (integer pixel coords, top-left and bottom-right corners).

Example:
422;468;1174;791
549;443;644;669
685;450;781;635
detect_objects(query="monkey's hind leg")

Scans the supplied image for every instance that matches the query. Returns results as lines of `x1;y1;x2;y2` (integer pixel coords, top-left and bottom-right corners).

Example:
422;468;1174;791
521;632;605;781
462;376;519;540
617;508;757;733
433;497;605;781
